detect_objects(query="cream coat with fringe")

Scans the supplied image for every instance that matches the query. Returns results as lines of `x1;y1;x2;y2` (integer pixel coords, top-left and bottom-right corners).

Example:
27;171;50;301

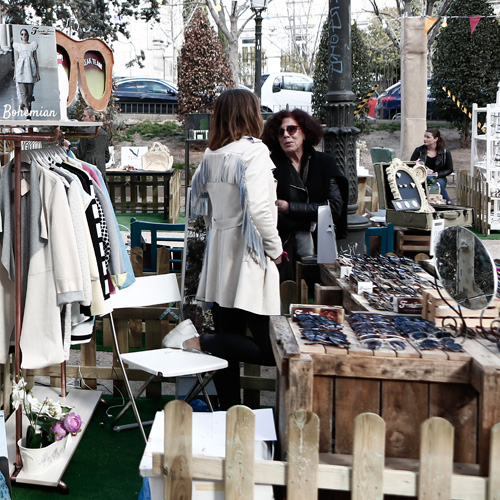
191;137;282;316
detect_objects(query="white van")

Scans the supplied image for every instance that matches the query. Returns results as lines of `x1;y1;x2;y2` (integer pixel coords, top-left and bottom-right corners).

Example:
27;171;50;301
260;72;313;114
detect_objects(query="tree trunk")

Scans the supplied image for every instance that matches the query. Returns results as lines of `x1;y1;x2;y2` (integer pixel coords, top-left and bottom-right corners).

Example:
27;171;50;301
228;15;240;86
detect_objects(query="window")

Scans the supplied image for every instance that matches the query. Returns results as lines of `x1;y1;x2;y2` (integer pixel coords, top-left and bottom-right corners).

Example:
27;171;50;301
282;75;313;92
117;81;137;91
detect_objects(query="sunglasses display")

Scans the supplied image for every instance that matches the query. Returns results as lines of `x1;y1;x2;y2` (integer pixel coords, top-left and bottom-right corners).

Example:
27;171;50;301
56;30;113;111
338;251;437;313
346;313;464;353
277;125;300;136
294;311;349;348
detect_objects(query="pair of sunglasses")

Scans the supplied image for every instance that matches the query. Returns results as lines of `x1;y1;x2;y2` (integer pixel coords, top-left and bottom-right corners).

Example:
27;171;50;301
277;125;301;137
56;30;113;111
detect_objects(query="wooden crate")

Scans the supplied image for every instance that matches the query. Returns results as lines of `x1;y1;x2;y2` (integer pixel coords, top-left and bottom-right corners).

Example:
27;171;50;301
270;315;500;475
397;230;431;256
422;288;500;328
107;169;176;220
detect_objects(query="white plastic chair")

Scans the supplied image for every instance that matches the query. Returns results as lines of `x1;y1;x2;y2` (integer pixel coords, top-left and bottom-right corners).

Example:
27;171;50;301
107;273;228;443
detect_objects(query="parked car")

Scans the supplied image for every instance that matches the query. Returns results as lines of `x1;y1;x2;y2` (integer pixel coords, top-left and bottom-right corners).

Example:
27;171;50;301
260;72;313;113
113;77;178;104
375;80;437;120
366;90;378;118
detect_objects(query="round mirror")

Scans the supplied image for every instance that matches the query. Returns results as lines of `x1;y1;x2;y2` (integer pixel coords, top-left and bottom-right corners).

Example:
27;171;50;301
435;226;498;310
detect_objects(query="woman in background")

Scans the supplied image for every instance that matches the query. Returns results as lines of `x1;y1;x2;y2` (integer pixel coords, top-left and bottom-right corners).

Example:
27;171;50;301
262;108;348;282
410;128;454;204
163;89;283;410
13;28;40;117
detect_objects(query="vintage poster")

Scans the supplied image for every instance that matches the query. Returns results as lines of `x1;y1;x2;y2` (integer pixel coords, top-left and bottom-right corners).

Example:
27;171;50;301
0;24;61;121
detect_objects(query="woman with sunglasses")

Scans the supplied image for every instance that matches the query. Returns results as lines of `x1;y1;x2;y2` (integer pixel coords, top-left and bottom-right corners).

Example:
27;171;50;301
12;28;40;117
163;89;283;410
262;109;348;282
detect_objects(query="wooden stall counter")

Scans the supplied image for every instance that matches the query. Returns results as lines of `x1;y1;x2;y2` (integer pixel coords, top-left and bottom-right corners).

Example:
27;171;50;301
270;314;500;475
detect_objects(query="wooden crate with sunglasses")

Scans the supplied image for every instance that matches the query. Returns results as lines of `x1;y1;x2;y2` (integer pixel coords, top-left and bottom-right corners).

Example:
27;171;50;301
422;288;500;328
271;314;500;476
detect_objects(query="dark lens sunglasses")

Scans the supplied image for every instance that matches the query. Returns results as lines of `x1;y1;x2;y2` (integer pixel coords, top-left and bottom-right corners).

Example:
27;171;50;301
277;125;300;137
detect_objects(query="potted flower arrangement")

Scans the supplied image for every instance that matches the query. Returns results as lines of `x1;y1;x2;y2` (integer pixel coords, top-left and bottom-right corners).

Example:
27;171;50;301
12;377;82;474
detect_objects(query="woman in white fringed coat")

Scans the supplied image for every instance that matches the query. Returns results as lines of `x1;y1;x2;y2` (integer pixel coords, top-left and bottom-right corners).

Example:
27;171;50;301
188;89;283;409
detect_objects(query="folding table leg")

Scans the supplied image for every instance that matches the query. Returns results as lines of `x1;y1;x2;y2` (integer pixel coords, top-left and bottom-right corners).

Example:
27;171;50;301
109;313;148;443
183;372;218;412
111;374;157;433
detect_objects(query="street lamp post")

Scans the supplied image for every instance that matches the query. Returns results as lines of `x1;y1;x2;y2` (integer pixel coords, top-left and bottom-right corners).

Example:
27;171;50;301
324;0;369;254
250;0;268;100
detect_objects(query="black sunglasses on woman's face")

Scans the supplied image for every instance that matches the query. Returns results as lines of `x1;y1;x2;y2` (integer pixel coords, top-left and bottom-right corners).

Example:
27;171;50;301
277;125;300;137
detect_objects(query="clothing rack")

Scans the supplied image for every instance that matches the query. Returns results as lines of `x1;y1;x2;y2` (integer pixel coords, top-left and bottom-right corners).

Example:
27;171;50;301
0;123;103;489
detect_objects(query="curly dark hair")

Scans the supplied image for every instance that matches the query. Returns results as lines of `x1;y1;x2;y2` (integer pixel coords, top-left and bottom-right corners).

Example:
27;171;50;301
261;109;323;153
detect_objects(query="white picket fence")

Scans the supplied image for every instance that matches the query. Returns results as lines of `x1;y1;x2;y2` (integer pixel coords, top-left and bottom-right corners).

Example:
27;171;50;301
151;400;500;499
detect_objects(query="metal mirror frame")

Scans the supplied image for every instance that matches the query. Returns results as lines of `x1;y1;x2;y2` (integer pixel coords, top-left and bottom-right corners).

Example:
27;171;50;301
435;226;498;310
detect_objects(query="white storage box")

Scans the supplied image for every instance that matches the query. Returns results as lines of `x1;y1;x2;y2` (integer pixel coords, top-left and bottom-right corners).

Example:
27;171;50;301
139;408;276;499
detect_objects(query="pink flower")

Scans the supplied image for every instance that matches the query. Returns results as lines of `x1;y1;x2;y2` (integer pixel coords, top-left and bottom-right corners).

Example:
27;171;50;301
64;413;82;434
51;422;67;441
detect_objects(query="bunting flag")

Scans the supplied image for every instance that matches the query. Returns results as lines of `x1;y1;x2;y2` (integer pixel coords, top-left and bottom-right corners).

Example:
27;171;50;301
469;15;483;34
425;17;438;34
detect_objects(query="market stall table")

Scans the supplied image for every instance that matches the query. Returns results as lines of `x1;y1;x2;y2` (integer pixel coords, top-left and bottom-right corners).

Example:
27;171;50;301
270;314;500;475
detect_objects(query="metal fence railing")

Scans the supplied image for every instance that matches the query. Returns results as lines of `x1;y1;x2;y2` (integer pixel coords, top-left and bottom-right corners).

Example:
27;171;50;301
118;101;178;115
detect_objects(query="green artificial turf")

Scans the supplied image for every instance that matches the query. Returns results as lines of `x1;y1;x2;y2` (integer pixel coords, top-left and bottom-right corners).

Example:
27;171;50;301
12;394;175;500
471;228;500;240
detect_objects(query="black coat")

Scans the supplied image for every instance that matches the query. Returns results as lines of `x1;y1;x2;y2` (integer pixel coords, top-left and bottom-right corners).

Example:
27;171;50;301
410;145;453;178
271;147;349;242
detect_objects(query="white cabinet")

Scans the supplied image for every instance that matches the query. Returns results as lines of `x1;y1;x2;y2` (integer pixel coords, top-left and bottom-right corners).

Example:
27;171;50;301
471;102;500;231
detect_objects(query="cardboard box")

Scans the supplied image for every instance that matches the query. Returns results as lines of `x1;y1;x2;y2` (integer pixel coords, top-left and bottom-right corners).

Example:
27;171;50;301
140;409;276;500
290;304;344;325
373;161;473;230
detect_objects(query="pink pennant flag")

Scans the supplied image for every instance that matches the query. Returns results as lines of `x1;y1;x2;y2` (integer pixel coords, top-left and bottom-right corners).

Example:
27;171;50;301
469;15;483;34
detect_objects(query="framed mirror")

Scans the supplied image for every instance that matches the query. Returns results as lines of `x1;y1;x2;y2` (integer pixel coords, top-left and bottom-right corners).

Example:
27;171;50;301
435;226;498;310
385;158;432;212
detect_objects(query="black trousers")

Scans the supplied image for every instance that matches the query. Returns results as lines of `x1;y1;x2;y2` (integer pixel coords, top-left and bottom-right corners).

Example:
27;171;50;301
199;303;275;410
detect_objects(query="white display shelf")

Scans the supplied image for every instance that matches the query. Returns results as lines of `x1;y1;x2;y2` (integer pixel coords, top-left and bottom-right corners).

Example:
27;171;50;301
471;102;500;233
0;120;102;127
6;386;101;487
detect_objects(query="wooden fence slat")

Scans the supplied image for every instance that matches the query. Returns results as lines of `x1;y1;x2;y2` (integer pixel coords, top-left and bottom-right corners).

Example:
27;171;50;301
150;404;500;499
352;412;385;500
418;417;454;500
225;405;255;500
488;422;500;500
164;400;193;500
287;410;319;500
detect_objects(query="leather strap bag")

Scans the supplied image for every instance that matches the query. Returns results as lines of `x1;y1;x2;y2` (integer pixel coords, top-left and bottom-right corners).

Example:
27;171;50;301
141;142;174;171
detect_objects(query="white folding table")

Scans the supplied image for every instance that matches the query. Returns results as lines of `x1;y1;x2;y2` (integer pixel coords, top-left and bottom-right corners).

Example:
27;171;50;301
106;274;228;442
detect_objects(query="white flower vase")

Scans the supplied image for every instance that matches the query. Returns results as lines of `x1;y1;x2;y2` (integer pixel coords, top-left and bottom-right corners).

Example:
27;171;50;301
18;436;68;475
